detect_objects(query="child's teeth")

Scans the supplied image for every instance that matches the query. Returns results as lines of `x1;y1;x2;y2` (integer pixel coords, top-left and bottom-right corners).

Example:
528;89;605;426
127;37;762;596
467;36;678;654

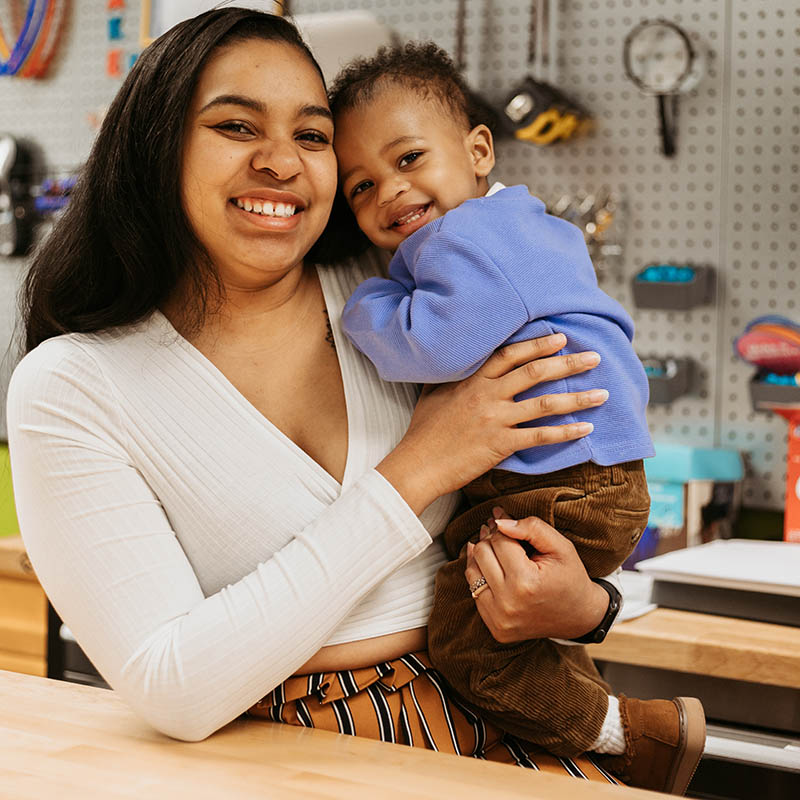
396;206;426;225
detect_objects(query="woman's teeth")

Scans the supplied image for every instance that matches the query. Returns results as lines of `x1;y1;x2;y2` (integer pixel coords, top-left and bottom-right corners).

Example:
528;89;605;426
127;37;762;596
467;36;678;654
235;198;296;217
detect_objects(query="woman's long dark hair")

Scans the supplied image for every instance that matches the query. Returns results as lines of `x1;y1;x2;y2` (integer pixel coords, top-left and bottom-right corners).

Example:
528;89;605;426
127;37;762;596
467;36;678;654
20;9;332;353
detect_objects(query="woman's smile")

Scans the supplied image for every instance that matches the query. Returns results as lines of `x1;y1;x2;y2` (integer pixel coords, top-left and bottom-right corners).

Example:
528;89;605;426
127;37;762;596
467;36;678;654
181;38;337;287
229;187;306;230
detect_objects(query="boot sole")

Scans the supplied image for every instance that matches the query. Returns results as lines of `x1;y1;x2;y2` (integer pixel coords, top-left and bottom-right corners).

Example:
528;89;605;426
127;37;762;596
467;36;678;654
666;697;706;796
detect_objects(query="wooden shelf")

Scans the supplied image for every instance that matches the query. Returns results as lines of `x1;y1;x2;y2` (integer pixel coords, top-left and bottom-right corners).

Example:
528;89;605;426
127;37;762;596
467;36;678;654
0;537;47;677
592;608;800;689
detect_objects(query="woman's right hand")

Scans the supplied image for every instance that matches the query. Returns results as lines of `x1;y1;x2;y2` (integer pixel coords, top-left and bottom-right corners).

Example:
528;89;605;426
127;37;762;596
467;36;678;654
377;333;608;514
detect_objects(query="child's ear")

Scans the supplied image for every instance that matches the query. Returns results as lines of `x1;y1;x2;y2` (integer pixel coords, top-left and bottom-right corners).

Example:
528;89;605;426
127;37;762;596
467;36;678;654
465;124;496;178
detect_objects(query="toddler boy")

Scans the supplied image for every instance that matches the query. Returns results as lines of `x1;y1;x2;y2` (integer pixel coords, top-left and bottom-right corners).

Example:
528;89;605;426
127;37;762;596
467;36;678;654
329;43;704;795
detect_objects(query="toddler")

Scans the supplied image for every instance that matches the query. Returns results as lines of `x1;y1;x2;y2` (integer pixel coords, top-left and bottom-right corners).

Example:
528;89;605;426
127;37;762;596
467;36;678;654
329;43;705;795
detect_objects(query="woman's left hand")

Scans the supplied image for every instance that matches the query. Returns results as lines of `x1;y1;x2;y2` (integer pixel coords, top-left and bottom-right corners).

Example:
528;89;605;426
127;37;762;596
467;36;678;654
464;506;609;642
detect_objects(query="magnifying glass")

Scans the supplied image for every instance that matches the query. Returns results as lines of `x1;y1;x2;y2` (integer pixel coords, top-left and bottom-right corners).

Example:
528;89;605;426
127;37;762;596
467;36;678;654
623;19;704;157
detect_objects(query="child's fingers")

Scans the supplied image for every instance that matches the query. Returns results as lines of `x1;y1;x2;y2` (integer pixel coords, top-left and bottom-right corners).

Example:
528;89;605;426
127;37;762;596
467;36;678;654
492;506;511;520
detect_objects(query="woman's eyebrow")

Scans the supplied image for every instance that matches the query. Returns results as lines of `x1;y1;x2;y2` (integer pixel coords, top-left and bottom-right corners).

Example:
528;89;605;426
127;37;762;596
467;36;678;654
299;104;334;123
197;95;332;123
199;94;266;114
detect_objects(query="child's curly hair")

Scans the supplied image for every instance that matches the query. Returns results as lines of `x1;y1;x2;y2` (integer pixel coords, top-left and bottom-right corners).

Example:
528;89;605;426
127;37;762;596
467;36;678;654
328;41;496;132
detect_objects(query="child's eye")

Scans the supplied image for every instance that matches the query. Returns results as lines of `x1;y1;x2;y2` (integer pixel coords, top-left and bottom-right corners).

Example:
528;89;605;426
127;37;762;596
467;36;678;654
213;121;254;137
398;151;423;168
350;180;374;198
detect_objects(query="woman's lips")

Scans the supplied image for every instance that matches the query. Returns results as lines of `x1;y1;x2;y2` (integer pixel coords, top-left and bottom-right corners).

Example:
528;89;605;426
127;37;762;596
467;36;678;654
230;198;302;231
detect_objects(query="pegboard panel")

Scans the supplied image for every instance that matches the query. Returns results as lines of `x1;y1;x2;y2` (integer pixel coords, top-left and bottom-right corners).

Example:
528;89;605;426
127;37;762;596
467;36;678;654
0;0;797;512
294;0;797;511
0;0;139;437
717;4;800;508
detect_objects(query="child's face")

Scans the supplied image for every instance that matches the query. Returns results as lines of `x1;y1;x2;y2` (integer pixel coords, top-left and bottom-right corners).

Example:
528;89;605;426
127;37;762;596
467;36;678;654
335;85;494;251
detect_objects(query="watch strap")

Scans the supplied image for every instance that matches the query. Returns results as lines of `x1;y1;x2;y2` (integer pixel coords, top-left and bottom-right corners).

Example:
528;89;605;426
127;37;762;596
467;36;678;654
571;577;622;645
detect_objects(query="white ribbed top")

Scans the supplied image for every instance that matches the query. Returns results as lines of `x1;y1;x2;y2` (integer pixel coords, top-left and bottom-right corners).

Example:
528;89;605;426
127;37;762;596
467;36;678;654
6;256;459;741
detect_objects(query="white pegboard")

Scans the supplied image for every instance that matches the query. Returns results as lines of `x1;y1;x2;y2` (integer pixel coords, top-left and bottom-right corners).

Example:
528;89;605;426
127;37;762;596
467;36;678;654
0;0;138;438
293;0;798;512
1;0;798;512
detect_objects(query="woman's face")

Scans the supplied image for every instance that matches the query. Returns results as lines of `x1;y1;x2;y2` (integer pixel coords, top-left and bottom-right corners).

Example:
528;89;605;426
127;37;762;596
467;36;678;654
181;38;337;290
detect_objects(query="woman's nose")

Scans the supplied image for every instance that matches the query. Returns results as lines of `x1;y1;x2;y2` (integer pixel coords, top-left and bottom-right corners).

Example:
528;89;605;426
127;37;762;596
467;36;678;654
377;176;410;207
251;140;302;180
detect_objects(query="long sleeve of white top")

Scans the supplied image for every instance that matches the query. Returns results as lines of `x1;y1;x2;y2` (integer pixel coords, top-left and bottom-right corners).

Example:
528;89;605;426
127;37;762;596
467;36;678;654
6;341;433;742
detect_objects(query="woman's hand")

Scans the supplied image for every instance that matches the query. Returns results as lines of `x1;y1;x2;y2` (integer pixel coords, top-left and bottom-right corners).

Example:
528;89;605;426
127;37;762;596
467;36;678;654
464;506;609;642
377;333;608;514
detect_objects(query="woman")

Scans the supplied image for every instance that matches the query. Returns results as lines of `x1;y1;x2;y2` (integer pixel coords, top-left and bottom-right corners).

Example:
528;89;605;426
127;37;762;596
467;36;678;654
8;9;615;779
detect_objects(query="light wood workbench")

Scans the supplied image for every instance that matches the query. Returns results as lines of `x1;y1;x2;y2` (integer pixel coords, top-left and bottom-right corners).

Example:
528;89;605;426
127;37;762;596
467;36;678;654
0;536;47;677
0;670;667;800
592;607;800;690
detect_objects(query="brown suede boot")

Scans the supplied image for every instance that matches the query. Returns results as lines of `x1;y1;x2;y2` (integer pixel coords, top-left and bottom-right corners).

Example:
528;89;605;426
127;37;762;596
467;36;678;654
595;695;706;796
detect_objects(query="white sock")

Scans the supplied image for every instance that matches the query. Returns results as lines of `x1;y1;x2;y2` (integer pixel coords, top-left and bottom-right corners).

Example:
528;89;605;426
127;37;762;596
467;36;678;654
590;695;626;754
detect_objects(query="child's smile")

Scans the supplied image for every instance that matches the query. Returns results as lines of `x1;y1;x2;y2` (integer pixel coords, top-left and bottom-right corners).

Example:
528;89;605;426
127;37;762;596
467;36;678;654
334;84;494;251
387;201;434;236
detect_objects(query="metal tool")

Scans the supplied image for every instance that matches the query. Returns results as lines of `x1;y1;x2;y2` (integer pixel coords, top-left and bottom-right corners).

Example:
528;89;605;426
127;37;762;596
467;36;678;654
623;19;705;157
499;0;588;146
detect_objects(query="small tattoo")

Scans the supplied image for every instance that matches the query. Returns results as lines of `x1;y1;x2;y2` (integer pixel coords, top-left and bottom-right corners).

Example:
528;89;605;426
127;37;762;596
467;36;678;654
323;309;336;350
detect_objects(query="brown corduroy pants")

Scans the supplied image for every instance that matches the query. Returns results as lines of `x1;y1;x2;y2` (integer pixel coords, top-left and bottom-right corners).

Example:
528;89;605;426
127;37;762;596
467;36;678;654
427;460;650;757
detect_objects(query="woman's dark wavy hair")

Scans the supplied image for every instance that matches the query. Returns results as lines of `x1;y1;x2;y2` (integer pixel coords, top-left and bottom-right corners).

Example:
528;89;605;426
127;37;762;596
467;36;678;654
21;8;346;353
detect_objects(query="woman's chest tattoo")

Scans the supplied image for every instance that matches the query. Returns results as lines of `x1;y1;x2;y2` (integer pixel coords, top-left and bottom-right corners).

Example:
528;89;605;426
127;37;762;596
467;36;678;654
323;309;336;351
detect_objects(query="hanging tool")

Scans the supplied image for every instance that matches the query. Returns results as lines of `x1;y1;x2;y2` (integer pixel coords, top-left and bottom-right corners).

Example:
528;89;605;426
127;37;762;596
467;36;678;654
453;0;501;134
623;19;705;157
499;0;588;146
0;134;35;256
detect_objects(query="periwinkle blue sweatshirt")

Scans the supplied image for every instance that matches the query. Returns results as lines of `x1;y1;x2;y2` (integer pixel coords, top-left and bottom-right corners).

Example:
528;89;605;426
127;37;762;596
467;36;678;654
342;184;654;474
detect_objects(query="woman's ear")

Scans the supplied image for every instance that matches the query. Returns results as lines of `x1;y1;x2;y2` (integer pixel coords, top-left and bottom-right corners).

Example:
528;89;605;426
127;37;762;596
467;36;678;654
465;124;496;178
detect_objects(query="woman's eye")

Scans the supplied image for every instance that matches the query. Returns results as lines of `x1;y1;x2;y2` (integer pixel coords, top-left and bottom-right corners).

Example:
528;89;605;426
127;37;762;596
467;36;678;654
399;151;422;168
350;181;373;198
297;130;331;146
213;122;253;136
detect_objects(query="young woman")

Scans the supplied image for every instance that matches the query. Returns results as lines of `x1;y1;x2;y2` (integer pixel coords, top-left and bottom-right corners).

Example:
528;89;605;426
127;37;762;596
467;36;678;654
8;9;616;781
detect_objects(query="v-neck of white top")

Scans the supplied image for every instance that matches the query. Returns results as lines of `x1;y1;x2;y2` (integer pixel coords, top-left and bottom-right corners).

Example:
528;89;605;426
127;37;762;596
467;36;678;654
150;263;366;493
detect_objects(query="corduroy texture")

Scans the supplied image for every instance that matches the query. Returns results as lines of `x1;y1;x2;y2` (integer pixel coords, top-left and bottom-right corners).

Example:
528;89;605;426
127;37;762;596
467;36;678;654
248;651;619;783
427;461;650;757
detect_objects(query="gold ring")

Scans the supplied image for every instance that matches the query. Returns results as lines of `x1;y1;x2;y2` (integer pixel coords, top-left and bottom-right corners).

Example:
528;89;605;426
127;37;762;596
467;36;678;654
472;583;490;599
469;576;487;594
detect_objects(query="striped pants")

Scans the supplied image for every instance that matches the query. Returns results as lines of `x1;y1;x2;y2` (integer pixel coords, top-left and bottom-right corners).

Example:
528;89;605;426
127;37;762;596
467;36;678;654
247;651;619;784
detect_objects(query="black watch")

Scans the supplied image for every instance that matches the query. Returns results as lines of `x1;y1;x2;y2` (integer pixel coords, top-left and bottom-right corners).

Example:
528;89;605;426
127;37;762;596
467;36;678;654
571;578;622;645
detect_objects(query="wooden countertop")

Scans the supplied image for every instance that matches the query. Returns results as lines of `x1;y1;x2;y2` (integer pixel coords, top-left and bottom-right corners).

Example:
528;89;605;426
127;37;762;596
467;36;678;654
0;670;668;799
593;608;800;689
0;535;35;581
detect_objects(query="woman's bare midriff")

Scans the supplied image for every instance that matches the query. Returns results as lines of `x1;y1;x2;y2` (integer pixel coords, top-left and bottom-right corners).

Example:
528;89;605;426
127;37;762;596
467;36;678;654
296;626;428;675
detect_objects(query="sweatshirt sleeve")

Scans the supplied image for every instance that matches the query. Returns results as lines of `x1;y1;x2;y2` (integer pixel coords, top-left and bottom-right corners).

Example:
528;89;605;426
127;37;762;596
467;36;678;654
341;231;530;382
6;342;431;742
